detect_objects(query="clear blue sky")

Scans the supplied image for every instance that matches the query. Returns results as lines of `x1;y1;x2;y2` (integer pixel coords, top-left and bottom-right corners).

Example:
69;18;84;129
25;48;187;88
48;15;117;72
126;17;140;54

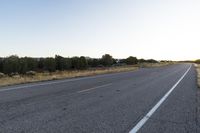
1;0;200;60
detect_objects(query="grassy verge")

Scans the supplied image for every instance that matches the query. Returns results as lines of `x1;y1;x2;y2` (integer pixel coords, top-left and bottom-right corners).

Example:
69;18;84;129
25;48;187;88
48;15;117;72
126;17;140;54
0;62;175;87
0;66;138;87
195;64;200;88
137;62;175;68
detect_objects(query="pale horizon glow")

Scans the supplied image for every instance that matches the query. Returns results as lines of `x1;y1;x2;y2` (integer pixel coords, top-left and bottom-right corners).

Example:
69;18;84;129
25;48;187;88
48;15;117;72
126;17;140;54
0;0;200;61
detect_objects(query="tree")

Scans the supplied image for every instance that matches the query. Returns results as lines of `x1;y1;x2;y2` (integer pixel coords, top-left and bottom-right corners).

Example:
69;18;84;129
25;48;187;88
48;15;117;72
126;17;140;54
44;58;56;72
71;56;88;69
195;59;200;64
79;56;88;69
71;57;80;69
19;57;38;74
38;58;45;71
125;56;138;65
55;55;66;71
88;58;101;67
19;58;28;74
101;54;113;66
0;58;3;73
146;59;158;63
3;55;20;74
64;58;72;70
138;58;146;63
0;54;163;74
26;57;37;71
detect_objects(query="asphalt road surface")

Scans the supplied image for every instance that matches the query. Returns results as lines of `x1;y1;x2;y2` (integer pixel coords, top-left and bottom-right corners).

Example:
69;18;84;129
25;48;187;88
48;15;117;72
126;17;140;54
0;64;199;133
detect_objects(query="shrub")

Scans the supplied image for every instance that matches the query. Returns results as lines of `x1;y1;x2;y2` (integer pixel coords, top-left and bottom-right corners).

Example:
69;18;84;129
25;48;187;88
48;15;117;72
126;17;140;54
3;55;20;74
0;58;3;73
55;55;66;71
71;57;80;69
79;56;88;69
88;58;101;67
195;59;200;64
38;58;45;70
125;56;138;65
101;54;113;67
146;59;158;63
44;58;56;72
64;58;72;70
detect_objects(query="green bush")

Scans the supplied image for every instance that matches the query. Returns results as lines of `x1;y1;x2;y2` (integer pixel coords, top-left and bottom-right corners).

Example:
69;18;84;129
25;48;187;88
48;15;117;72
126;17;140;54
3;55;20;74
0;58;3;73
125;56;138;65
195;59;200;64
101;54;113;67
88;58;101;67
44;58;56;72
55;55;69;71
79;56;88;69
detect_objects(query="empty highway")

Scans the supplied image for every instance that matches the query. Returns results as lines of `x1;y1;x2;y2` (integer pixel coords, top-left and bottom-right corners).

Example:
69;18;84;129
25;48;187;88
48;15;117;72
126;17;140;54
0;64;199;133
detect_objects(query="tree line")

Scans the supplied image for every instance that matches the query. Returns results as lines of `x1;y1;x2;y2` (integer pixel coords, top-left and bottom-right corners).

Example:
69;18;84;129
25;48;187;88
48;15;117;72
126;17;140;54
195;59;200;64
0;54;158;75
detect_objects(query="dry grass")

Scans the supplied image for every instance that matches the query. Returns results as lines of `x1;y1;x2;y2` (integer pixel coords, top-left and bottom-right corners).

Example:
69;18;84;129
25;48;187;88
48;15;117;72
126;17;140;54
137;62;176;68
0;66;138;87
0;62;175;87
195;64;200;88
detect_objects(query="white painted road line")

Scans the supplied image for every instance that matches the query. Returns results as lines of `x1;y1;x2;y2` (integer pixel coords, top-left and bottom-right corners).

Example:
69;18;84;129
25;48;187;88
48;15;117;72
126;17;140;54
77;83;112;93
129;65;192;133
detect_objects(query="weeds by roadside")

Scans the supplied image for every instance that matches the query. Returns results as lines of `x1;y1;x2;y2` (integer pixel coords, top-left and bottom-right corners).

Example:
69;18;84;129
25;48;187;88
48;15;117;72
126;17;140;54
0;66;138;87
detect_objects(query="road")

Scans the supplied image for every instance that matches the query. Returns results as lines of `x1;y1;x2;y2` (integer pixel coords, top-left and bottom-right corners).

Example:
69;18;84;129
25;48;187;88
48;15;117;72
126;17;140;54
0;64;199;133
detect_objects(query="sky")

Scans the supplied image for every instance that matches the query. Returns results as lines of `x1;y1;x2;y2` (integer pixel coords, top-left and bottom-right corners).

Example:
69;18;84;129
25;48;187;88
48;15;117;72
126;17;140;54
0;0;200;60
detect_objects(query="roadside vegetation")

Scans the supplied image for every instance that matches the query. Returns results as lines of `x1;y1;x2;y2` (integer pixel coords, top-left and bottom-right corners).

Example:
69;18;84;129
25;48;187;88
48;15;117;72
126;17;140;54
0;54;173;87
195;60;200;88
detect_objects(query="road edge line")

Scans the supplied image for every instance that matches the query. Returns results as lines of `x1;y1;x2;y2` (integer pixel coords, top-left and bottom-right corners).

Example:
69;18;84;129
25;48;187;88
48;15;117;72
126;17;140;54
129;64;192;133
